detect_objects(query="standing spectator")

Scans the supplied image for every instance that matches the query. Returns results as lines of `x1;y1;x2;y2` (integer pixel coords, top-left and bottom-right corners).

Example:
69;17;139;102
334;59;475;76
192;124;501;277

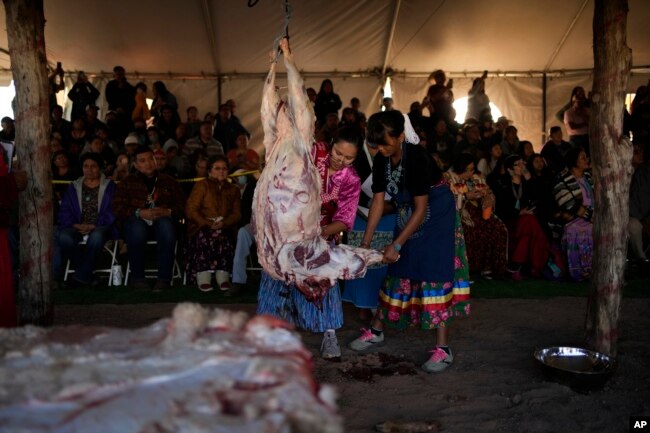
48;62;65;113
563;87;590;155
425;69;454;124
225;99;241;124
518;140;535;161
552;147;594;281
54;153;116;287
314;79;342;127
541;126;572;176
185;155;241;292
132;82;151;123
67;72;100;121
105;66;136;115
151;81;178;121
466;71;491;122
111;146;185;290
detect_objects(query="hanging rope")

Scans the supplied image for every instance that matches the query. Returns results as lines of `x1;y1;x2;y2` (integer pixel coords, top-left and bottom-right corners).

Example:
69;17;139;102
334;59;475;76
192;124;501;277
250;0;292;61
272;0;293;62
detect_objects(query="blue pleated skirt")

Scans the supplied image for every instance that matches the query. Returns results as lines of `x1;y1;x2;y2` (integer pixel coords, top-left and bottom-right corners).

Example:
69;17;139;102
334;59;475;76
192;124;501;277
342;213;395;309
257;271;343;332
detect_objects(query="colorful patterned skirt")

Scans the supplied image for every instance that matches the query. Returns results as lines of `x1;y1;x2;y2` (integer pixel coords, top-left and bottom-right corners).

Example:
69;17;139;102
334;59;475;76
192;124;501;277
257;271;343;333
342;213;394;309
378;213;471;330
185;227;234;284
561;218;593;281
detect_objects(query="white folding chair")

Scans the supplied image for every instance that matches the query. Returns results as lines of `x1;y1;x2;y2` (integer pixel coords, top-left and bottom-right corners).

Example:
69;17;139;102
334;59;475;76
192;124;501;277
63;240;119;286
124;241;182;285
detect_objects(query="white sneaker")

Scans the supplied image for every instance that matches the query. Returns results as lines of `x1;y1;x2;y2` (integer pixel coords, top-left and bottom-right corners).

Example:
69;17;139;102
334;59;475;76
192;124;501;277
349;328;384;351
422;346;454;373
321;331;341;360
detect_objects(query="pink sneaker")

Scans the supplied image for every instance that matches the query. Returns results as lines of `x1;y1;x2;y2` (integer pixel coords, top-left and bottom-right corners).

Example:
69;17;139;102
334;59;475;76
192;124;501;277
349;328;384;351
422;347;453;373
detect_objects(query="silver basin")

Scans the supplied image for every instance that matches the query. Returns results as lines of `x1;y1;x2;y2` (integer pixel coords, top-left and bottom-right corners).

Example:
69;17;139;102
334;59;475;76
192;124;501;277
533;346;617;391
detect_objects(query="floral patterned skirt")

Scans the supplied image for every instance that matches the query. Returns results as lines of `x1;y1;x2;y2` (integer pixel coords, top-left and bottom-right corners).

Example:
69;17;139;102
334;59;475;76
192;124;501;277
378;213;471;330
462;203;508;276
561;218;592;281
185;227;234;284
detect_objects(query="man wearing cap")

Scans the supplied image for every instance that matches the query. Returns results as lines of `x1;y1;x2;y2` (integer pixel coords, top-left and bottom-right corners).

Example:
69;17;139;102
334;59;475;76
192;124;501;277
112;146;185;290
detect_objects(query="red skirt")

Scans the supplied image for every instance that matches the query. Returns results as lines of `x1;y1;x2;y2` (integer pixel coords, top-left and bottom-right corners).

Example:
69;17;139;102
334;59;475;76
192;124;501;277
0;228;17;327
507;214;550;275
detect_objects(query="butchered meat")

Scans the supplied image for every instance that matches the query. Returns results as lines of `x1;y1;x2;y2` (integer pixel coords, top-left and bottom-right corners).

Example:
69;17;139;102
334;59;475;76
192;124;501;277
252;46;382;302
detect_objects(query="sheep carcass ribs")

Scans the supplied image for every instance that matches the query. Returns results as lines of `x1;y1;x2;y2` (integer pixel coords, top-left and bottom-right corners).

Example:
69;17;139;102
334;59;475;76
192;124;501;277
252;47;382;302
0;304;343;433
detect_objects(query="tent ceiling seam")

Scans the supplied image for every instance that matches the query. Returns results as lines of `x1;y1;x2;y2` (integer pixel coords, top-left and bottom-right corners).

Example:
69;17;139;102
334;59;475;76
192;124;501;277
200;0;220;73
381;0;402;76
544;0;590;71
389;0;446;66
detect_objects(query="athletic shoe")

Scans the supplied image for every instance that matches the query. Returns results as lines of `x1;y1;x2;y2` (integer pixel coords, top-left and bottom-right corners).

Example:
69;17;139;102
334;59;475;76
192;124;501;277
320;330;341;361
349;328;384;351
422;347;454;373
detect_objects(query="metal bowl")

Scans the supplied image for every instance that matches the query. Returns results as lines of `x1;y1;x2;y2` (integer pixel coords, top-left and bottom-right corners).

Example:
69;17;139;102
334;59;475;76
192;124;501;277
533;346;617;391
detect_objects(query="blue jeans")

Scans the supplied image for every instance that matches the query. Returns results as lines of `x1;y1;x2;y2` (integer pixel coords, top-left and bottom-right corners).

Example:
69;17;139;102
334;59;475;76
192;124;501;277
123;216;176;281
55;226;112;283
232;224;254;284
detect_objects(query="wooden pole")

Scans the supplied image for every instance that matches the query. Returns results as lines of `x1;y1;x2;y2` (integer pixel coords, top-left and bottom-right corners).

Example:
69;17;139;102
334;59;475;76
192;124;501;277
585;0;632;356
3;0;53;325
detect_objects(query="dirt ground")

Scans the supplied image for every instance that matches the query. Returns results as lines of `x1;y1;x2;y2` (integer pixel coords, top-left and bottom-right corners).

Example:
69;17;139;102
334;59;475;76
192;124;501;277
54;298;650;433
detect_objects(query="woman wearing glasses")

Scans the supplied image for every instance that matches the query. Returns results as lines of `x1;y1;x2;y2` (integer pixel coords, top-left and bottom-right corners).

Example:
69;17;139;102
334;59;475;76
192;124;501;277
349;110;470;373
185;155;241;292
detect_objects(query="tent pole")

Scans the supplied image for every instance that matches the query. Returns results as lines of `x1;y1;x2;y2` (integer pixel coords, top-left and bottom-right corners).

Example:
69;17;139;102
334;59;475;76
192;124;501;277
217;75;223;108
542;72;547;145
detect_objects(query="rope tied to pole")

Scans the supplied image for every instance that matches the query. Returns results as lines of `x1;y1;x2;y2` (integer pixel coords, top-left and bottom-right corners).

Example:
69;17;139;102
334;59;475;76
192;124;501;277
250;0;292;62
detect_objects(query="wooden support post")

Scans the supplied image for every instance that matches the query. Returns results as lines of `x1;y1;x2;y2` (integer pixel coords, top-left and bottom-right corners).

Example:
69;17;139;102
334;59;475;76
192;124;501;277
585;0;632;356
4;0;53;325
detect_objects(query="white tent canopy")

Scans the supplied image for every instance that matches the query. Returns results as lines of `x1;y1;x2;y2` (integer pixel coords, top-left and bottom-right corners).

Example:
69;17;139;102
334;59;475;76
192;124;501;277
2;0;649;150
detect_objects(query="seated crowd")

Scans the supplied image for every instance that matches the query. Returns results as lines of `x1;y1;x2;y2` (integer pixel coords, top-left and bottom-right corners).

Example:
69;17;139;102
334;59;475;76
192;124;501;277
3;66;647;292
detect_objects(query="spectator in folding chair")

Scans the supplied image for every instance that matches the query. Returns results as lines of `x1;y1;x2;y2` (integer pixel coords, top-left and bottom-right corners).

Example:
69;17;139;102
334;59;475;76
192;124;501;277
54;153;117;287
112;146;186;290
